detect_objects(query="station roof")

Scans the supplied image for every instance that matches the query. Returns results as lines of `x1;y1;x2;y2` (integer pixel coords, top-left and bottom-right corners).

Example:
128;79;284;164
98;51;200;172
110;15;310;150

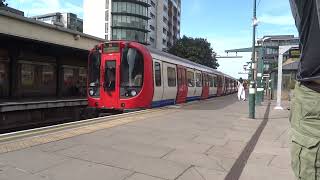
0;11;104;51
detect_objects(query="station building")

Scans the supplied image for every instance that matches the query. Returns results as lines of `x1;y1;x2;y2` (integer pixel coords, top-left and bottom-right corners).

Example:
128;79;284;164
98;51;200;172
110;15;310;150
0;10;104;130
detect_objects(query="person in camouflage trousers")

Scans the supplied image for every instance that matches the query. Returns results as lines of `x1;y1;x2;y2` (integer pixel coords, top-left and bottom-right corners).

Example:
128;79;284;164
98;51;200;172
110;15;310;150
290;0;320;179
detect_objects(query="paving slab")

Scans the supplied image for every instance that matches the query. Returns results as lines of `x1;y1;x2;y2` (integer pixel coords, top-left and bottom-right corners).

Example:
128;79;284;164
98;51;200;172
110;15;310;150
37;159;132;180
125;173;165;180
0;148;70;174
163;150;225;171
55;144;189;180
0;163;46;180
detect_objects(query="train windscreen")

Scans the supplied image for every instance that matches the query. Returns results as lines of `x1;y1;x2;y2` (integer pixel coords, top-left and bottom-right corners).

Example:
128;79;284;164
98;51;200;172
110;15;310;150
88;51;101;97
120;48;144;98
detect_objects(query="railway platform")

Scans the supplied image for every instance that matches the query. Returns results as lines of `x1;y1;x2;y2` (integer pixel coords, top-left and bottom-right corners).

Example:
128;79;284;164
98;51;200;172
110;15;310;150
0;95;294;180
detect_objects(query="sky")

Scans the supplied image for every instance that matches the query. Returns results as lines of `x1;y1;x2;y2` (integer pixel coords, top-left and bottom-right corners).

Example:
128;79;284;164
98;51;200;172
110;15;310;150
7;0;298;79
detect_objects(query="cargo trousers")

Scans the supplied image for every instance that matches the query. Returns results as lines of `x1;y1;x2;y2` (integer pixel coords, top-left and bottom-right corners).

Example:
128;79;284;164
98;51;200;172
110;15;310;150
290;83;320;180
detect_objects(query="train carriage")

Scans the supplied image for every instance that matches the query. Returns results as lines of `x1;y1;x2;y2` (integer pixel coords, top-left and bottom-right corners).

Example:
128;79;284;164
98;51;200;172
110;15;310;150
88;41;237;112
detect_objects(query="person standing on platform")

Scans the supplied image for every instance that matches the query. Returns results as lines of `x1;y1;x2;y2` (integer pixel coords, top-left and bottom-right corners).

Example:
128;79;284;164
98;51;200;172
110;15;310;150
290;0;320;179
237;78;245;101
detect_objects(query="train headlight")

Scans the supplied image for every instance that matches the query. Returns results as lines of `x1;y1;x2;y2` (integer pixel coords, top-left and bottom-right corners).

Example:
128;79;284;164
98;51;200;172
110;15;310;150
89;89;95;96
130;90;137;96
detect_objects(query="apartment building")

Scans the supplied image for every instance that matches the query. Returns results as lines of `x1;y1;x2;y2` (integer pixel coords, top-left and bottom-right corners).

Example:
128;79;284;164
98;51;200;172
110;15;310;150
83;0;181;50
32;12;83;32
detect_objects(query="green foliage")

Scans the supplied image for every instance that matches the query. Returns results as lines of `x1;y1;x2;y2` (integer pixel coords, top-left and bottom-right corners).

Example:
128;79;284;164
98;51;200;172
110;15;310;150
0;0;8;6
168;36;219;69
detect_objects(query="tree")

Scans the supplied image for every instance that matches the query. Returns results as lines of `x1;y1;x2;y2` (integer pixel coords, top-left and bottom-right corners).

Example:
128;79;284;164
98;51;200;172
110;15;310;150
168;36;219;69
0;0;8;7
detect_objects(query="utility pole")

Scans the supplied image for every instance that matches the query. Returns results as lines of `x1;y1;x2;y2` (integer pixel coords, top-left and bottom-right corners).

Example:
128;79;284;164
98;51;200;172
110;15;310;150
249;0;257;119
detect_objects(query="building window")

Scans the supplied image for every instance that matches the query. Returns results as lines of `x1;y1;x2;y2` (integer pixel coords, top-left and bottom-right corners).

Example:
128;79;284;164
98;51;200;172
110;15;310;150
105;23;109;33
154;62;161;86
164;5;168;12
21;63;35;87
105;34;109;40
196;73;202;87
150;37;155;43
162;39;166;45
163;17;167;24
167;67;176;87
41;65;55;86
0;61;8;97
163;28;167;34
63;67;74;88
150;25;155;31
187;71;194;87
106;0;109;9
105;10;109;21
150;12;155;19
151;0;156;7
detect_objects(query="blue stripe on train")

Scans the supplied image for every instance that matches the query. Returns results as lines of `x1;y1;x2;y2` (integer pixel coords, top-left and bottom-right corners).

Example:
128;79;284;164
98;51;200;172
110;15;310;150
186;96;201;102
209;94;217;98
152;99;176;108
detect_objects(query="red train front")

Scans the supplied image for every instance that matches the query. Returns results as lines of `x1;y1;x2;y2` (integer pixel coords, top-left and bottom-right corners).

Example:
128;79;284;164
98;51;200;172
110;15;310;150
87;41;153;111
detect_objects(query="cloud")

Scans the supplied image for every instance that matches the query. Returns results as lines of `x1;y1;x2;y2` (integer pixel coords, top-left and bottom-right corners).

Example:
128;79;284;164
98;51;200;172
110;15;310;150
259;14;295;26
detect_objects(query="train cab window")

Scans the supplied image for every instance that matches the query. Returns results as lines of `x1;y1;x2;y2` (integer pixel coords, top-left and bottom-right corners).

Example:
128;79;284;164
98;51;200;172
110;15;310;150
120;48;144;98
88;51;101;97
167;67;176;87
187;71;194;87
154;62;161;86
196;73;202;87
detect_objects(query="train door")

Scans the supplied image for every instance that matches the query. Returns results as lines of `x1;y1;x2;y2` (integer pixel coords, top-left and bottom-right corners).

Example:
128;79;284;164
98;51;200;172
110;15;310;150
152;60;164;107
176;65;187;104
216;75;222;96
100;54;120;108
201;73;209;99
186;69;195;101
162;63;177;105
194;70;202;99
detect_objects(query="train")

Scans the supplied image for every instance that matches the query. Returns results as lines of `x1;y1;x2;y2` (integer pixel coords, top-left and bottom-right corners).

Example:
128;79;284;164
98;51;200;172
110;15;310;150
87;41;237;112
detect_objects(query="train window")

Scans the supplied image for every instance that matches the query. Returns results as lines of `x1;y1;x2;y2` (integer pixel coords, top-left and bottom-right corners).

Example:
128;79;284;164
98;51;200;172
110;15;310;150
154;62;161;86
208;76;213;87
21;64;35;87
167;67;176;87
213;77;217;87
196;73;202;87
187;71;194;87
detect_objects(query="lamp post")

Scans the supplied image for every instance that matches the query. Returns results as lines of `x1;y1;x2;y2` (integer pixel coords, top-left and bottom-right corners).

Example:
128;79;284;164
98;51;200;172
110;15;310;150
249;0;257;119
